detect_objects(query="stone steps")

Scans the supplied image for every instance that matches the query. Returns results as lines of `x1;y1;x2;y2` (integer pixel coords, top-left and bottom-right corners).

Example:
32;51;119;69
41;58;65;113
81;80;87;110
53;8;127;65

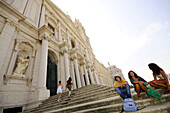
22;84;169;113
41;86;116;106
45;94;170;113
23;85;115;113
46;84;107;101
46;84;111;102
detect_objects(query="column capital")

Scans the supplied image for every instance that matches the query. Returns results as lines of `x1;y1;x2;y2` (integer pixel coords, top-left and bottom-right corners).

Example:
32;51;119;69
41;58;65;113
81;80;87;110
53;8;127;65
60;41;70;53
39;34;50;41
38;25;53;39
80;59;85;66
86;63;92;68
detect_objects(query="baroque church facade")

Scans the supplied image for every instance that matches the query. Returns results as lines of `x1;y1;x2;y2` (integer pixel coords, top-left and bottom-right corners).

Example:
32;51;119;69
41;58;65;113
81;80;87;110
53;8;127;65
0;0;123;112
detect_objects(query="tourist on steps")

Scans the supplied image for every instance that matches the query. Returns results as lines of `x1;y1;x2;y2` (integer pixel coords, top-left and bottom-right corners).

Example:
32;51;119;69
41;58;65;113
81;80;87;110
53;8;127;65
128;70;149;100
57;81;63;102
148;63;170;94
66;77;73;98
114;74;131;99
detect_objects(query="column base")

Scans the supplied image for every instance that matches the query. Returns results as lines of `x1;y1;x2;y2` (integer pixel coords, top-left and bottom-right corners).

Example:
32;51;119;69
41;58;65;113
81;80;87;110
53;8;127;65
37;88;50;101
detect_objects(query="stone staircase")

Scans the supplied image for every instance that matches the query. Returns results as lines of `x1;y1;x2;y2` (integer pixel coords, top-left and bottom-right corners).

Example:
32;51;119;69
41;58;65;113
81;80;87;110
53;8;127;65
22;84;170;113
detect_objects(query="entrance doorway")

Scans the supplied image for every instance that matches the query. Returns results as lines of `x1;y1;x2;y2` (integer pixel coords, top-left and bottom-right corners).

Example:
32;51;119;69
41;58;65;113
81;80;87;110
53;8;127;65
46;56;57;96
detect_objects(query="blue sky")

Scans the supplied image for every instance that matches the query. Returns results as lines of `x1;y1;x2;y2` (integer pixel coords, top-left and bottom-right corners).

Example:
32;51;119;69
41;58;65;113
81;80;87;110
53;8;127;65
52;0;170;82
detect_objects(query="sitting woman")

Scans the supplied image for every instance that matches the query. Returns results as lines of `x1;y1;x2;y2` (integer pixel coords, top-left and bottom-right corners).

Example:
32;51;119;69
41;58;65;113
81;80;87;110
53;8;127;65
128;70;148;100
148;63;170;94
114;74;131;99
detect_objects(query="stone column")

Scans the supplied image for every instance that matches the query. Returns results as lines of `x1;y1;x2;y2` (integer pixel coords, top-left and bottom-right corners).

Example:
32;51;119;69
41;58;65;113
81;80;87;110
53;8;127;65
80;65;85;87
38;39;48;88
83;65;90;85
74;59;82;88
60;54;66;90
93;70;100;84
37;38;50;100
64;51;70;80
88;68;94;84
70;61;76;89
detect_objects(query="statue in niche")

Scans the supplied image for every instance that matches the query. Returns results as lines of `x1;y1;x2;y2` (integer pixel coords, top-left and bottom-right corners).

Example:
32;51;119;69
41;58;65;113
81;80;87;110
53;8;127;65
13;54;29;75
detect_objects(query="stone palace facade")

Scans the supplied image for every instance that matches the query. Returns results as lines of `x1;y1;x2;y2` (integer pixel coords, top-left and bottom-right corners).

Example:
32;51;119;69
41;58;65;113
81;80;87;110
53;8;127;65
0;0;123;112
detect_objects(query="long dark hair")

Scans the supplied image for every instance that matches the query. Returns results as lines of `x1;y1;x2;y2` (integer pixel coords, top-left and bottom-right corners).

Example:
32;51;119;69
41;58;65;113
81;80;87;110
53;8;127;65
128;70;139;79
68;77;72;81
67;77;72;84
148;63;163;75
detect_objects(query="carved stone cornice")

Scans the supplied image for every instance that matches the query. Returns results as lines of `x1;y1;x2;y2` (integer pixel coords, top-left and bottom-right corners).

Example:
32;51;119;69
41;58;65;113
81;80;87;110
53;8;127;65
38;25;53;39
16;39;38;50
60;40;70;53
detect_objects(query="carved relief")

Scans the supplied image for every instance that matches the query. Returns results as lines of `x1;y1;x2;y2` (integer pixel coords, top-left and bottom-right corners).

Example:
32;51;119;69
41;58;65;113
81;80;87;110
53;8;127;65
13;53;29;75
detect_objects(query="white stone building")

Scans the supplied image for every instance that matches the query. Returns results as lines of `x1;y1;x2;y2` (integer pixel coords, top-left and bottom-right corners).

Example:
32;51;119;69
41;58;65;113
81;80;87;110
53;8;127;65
0;0;115;112
107;65;125;82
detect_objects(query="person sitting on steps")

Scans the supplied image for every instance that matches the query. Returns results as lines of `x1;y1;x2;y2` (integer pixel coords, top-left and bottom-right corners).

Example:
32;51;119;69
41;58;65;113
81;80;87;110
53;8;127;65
128;70;151;100
148;63;170;94
114;74;131;99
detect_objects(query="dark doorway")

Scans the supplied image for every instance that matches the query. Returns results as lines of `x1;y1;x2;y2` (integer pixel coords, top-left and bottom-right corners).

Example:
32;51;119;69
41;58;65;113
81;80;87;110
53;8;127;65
88;72;91;84
3;107;22;113
46;56;57;96
83;75;87;86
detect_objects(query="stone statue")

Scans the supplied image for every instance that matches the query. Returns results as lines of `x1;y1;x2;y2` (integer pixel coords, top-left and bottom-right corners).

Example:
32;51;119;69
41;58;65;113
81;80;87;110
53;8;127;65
13;54;29;75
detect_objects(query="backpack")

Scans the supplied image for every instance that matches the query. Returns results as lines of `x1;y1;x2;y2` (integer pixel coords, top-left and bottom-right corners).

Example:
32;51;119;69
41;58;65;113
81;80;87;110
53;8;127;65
123;98;137;112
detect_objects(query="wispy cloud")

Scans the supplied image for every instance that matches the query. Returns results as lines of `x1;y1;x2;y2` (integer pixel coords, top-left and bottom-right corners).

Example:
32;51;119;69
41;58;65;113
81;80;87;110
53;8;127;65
97;22;168;66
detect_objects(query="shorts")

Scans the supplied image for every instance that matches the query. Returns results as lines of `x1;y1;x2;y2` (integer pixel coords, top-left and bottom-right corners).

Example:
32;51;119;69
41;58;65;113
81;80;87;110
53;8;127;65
150;79;165;84
67;84;71;91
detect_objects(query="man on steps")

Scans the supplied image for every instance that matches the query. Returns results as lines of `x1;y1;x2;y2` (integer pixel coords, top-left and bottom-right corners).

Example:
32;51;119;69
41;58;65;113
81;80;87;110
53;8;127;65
114;74;131;99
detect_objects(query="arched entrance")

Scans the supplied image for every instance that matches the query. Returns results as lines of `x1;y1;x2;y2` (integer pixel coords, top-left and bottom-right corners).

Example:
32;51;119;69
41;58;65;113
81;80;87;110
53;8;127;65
46;51;58;96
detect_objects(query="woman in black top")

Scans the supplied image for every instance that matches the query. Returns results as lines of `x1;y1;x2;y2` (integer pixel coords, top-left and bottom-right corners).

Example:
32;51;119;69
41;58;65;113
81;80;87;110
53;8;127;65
66;77;73;97
128;70;148;100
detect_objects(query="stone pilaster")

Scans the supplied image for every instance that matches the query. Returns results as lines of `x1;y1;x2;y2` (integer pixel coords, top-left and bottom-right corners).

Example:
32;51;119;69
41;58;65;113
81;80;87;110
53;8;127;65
83;64;90;85
74;58;82;88
7;41;19;75
88;68;94;84
70;60;76;89
38;38;48;88
61;41;70;81
80;65;85;87
93;70;100;84
58;22;62;41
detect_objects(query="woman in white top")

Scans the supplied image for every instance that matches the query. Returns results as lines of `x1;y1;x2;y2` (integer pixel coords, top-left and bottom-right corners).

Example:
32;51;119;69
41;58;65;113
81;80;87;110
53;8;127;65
148;63;170;94
57;81;63;102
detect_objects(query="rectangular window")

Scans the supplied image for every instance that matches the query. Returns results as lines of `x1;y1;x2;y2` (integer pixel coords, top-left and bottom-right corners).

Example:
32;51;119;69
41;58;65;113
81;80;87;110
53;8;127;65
48;24;55;36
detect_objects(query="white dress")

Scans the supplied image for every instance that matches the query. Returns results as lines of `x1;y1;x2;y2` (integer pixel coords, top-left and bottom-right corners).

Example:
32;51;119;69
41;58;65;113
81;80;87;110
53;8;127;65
57;85;62;94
